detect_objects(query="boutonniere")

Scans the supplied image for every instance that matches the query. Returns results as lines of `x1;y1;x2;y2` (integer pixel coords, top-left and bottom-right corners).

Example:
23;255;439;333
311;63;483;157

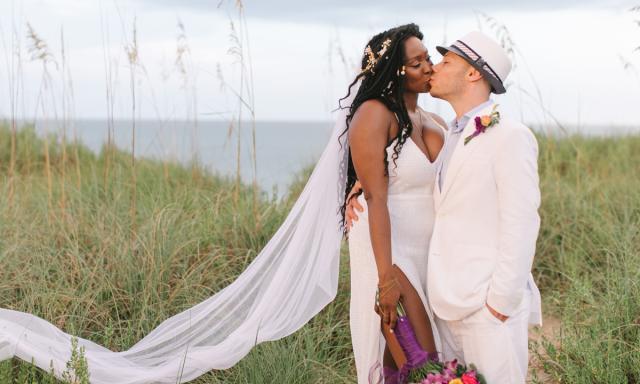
464;104;500;145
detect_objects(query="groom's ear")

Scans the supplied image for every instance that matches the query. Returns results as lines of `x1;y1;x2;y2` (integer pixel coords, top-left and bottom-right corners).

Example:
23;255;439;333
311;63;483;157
466;66;484;82
467;66;491;90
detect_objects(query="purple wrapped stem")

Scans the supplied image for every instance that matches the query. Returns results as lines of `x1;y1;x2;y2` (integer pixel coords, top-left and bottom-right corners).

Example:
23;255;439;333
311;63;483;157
394;315;428;369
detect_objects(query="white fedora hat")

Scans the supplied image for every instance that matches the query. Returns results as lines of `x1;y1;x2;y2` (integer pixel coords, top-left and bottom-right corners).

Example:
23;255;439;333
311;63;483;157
436;31;512;94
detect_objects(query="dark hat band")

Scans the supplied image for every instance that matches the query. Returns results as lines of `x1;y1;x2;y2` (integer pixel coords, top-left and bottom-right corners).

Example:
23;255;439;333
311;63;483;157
452;40;502;84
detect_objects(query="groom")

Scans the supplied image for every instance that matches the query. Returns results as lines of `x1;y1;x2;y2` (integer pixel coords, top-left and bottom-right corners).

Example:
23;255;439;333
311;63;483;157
426;31;541;383
347;31;542;383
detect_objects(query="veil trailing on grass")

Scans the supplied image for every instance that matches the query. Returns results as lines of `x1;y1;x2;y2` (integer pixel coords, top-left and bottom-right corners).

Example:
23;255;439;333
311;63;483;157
0;86;356;383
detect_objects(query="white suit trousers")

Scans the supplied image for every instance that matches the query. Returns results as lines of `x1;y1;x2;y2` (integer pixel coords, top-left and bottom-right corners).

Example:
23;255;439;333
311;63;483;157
434;292;532;384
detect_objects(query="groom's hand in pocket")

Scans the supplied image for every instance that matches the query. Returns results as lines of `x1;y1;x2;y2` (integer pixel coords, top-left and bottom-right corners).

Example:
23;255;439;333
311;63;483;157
346;181;364;230
486;302;509;322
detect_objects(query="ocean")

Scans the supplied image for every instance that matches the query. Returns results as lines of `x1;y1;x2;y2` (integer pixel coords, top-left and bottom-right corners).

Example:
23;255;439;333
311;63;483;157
25;119;639;196
34;119;335;196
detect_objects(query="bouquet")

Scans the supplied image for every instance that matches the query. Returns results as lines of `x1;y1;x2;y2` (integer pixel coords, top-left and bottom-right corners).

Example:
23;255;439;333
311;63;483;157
377;297;486;384
408;359;486;384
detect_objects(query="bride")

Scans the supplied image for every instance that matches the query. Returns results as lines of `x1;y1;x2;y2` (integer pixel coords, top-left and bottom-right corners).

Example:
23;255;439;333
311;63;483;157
342;23;445;383
0;23;444;384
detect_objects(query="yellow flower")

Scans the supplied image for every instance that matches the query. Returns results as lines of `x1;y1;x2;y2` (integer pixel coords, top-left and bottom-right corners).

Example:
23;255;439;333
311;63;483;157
480;115;492;127
449;379;463;384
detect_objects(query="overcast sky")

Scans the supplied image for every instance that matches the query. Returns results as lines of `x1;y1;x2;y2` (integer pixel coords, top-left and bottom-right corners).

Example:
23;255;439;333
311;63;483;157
1;0;639;129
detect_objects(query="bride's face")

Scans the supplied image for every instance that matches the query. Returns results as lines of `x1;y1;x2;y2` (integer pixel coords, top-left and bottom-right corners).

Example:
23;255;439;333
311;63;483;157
402;36;433;94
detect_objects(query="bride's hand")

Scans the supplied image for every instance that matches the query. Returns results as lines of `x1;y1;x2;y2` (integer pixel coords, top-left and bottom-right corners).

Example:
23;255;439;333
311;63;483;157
376;273;401;330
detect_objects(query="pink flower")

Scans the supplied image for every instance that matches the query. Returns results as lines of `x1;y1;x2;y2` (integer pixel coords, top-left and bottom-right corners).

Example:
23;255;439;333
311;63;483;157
445;359;458;371
442;369;456;382
422;373;445;384
461;372;479;384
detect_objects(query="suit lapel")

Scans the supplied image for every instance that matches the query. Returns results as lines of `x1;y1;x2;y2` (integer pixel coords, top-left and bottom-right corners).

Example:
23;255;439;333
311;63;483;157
439;103;496;203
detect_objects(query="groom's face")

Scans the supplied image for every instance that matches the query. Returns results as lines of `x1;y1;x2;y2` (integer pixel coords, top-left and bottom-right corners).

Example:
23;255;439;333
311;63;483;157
429;52;471;101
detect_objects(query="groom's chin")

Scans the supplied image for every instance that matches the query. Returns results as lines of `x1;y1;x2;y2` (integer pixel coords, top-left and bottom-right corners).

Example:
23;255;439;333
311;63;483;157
429;91;444;100
427;85;441;99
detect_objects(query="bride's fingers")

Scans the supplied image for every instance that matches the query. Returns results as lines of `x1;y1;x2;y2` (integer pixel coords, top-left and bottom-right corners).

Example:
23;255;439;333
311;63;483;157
389;310;398;329
382;309;390;324
346;212;355;228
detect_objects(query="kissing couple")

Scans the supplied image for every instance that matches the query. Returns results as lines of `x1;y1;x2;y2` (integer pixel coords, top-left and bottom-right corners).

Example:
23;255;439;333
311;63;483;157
344;24;541;384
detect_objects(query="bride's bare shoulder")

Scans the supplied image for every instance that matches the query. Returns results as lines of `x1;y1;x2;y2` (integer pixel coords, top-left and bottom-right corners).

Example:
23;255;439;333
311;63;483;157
353;99;394;119
349;99;394;138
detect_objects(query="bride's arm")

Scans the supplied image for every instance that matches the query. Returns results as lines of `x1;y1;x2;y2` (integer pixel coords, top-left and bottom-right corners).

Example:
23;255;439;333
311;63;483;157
348;99;400;329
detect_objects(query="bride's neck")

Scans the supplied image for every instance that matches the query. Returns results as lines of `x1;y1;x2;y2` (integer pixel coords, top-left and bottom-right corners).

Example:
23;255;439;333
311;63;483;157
403;92;418;113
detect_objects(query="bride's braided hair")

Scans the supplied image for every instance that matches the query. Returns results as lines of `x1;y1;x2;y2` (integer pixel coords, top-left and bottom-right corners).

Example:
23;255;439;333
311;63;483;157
339;23;423;234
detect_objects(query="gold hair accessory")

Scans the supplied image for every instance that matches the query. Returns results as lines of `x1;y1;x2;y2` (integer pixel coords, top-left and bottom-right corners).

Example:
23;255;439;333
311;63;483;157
361;38;392;75
377;38;392;57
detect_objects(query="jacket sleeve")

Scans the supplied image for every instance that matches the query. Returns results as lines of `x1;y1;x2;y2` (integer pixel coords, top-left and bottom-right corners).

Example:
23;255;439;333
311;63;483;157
486;124;541;316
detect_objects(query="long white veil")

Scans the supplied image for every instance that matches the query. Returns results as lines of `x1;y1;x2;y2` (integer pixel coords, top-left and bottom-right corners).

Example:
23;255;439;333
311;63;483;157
0;86;356;383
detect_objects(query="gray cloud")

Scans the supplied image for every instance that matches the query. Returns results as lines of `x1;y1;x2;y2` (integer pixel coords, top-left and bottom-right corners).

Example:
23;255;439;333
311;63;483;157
137;0;631;22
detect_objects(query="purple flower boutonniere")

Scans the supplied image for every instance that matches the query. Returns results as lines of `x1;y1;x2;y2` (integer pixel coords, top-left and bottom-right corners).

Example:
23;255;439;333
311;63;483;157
464;104;500;145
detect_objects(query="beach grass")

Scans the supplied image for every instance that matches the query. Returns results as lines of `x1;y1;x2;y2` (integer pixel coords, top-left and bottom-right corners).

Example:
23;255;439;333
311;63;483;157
0;123;639;383
530;134;640;383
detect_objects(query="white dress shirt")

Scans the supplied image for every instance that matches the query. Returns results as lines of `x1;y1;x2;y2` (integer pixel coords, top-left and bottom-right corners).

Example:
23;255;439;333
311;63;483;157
437;100;493;191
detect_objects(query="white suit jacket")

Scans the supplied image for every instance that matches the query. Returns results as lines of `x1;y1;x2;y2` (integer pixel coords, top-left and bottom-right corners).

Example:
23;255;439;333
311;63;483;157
427;103;542;324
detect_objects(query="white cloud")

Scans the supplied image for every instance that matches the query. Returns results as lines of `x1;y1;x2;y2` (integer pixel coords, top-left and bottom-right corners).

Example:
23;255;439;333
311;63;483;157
0;0;639;129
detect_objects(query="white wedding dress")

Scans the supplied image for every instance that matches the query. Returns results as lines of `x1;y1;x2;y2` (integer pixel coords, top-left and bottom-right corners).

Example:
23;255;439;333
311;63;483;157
349;129;443;383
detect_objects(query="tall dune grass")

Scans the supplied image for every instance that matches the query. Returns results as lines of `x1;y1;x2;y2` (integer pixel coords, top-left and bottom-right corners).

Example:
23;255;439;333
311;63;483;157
1;124;639;383
530;134;640;384
0;122;352;383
